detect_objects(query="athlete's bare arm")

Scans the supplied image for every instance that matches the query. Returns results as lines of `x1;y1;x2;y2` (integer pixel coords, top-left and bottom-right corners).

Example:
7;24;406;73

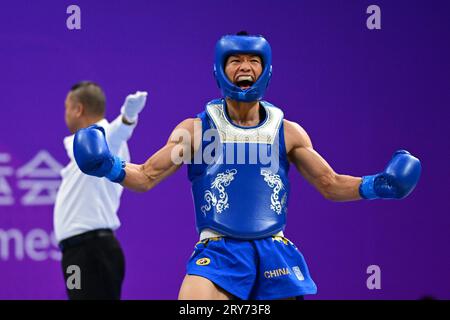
122;118;201;192
284;119;362;201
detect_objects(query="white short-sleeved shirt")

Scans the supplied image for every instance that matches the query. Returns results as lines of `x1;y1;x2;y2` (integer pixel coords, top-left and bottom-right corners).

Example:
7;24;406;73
53;116;136;242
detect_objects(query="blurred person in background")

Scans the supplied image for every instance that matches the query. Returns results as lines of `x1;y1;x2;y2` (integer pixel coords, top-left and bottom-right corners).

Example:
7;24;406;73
54;81;147;300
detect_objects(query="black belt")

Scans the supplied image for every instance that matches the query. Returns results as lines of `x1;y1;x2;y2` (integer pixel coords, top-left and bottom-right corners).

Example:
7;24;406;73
59;229;114;252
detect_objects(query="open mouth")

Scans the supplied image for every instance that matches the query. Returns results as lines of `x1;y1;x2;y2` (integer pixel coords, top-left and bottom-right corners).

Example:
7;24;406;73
235;75;254;89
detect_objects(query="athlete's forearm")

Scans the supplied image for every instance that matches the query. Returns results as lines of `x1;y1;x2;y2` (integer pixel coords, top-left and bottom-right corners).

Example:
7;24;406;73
121;163;152;192
322;173;362;202
121;143;182;192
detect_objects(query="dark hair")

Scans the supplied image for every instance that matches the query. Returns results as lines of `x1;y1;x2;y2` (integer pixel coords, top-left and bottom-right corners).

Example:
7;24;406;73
69;81;106;117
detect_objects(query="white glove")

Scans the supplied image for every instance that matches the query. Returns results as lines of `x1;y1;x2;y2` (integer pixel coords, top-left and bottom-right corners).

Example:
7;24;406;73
120;91;148;123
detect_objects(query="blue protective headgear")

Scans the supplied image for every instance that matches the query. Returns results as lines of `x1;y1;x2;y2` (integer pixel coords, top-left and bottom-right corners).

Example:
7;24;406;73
214;34;272;102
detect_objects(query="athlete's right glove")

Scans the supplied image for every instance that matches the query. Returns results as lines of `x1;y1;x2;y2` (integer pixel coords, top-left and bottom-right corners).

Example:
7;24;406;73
359;150;421;200
73;125;126;183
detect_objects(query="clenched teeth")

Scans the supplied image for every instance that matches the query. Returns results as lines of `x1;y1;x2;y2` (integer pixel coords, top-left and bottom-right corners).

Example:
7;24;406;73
236;75;253;82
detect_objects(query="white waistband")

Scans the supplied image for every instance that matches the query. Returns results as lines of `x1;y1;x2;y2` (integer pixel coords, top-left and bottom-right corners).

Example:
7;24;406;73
199;228;284;241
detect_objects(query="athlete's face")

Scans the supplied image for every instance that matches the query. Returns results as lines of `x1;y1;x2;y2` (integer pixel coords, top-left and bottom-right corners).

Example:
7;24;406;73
224;54;263;90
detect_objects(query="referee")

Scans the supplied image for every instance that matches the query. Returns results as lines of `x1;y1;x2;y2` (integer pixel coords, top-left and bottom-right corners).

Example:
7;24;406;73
53;81;147;300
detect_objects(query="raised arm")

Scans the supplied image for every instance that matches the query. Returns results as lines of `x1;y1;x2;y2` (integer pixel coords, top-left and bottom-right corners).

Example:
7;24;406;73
106;91;148;154
284;119;421;201
122;118;200;192
73;117;201;192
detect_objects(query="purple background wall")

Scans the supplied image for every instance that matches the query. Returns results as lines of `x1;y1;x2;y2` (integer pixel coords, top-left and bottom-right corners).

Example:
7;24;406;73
0;0;449;299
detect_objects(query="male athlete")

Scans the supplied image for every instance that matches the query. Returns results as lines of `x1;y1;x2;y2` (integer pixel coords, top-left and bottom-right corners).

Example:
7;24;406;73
71;32;421;300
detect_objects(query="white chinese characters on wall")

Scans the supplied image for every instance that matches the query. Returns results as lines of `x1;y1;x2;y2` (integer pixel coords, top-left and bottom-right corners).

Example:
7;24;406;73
0;151;63;206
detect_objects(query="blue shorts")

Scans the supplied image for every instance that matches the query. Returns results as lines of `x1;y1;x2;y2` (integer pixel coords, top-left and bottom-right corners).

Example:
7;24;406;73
186;236;317;300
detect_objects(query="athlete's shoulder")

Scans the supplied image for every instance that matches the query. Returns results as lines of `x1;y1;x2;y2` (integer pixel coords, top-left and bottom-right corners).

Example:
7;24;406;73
283;119;312;149
173;118;201;132
283;118;304;131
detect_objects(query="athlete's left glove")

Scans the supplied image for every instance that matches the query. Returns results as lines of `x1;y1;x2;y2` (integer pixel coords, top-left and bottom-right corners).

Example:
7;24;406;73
359;150;421;200
73;125;126;183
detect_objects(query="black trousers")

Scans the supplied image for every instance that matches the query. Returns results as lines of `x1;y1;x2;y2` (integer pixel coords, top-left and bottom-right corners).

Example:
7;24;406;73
61;229;125;300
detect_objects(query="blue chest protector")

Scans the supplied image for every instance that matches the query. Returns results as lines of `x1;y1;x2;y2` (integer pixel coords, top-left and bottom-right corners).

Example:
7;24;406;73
188;99;290;239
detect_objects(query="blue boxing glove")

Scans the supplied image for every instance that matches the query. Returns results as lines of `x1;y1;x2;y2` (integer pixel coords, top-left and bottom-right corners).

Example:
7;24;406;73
73;125;126;183
359;150;421;200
